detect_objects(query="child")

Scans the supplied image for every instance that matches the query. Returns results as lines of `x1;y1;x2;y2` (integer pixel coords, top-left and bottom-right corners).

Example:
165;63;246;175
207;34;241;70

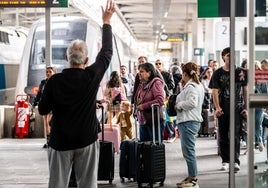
116;101;133;141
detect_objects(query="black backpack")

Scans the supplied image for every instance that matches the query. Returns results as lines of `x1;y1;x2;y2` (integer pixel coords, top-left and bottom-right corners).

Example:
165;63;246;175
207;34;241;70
166;94;177;116
166;83;195;116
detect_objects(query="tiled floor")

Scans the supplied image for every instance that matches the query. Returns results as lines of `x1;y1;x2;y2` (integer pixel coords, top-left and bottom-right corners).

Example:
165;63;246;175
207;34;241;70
0;137;267;188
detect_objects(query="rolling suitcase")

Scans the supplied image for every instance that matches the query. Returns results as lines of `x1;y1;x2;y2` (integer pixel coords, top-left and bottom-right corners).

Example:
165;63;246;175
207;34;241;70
198;107;215;137
68;106;115;187
119;115;138;182
136;104;166;188
98;123;120;153
98;105;115;184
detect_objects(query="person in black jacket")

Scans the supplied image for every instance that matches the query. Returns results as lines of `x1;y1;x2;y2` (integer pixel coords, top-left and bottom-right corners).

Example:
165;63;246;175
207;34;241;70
38;1;115;187
33;66;56;148
131;55;148;105
155;59;175;99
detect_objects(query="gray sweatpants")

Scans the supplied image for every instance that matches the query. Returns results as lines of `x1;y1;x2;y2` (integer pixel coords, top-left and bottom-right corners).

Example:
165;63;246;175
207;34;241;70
47;141;99;188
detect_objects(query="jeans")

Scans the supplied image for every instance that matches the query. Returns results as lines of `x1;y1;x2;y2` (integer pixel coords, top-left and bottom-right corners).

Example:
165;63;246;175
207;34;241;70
177;121;200;177
139;120;165;142
255;108;264;143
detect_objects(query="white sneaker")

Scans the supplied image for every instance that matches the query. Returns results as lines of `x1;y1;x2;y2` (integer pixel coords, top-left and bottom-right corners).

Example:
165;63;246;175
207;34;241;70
167;137;176;143
176;178;199;188
234;163;240;172
221;162;229;171
258;142;264;152
241;141;247;147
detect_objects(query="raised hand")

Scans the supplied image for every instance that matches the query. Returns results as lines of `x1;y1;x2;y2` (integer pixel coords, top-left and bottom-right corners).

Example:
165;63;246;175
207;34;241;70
102;0;116;25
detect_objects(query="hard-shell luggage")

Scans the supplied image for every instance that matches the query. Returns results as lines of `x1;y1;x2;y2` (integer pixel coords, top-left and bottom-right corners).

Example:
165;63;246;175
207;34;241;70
98;106;115;184
198;108;215;137
119;115;138;182
97;123;120;153
136;104;166;188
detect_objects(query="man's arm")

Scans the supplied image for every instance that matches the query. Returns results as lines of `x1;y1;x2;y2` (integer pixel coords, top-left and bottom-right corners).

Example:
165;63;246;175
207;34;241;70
212;88;223;117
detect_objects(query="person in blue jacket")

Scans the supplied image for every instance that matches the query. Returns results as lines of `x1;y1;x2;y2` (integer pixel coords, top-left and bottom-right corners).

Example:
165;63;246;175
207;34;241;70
38;1;115;187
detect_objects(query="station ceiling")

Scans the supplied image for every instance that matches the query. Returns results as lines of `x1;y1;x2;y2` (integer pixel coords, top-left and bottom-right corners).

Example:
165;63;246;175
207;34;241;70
0;0;197;44
116;0;197;42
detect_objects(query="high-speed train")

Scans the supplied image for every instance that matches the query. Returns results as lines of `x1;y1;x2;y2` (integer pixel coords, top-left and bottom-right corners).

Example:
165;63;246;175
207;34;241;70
15;16;135;105
0;26;28;105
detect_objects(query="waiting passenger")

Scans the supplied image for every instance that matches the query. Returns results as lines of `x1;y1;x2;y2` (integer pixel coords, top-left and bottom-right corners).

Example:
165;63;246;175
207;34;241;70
104;71;127;126
200;67;213;109
33;66;56;148
212;60;219;72
175;62;204;188
155;59;175;99
209;47;248;172
131;55;148;104
37;1;115;187
120;65;135;101
134;62;165;142
116;101;133;141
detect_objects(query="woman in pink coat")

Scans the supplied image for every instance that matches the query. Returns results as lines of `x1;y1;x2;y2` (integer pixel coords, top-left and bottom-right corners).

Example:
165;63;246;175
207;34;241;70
134;63;165;141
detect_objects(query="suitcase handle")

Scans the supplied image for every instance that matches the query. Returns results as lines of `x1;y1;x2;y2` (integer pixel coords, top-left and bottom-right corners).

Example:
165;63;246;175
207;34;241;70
151;103;161;145
99;105;105;141
133;104;138;139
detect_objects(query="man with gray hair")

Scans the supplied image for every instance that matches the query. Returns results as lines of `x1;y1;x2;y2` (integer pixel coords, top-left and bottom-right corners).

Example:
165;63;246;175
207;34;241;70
38;1;115;187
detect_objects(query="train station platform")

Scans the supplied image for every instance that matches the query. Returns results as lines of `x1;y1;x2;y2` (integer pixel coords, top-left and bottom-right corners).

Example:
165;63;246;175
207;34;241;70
0;136;267;188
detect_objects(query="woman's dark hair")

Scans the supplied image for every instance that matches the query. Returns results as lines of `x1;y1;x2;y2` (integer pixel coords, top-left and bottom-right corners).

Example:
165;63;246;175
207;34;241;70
182;62;200;84
241;59;247;68
201;67;212;80
107;71;122;88
138;63;160;83
46;66;57;73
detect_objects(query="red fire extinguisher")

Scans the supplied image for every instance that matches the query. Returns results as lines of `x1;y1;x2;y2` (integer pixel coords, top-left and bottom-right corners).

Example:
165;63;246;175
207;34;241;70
14;95;31;139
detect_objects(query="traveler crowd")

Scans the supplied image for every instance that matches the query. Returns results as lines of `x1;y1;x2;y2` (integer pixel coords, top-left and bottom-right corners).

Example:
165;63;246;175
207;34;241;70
34;13;268;186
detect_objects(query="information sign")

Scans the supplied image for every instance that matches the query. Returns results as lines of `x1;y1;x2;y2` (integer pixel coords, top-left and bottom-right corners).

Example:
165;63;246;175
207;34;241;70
0;0;68;7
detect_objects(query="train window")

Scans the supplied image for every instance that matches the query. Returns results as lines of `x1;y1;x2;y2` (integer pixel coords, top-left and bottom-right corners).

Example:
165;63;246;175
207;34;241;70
0;31;10;44
52;29;69;36
30;19;87;70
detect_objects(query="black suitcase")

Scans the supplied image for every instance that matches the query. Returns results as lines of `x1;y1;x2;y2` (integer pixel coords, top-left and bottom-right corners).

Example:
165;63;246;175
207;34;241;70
198;108;215;137
98;105;115;184
119;116;138;182
136;104;166;188
68;106;114;186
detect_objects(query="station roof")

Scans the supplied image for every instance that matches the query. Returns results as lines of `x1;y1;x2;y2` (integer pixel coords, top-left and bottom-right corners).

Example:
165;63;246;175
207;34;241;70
116;0;197;43
0;0;197;45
